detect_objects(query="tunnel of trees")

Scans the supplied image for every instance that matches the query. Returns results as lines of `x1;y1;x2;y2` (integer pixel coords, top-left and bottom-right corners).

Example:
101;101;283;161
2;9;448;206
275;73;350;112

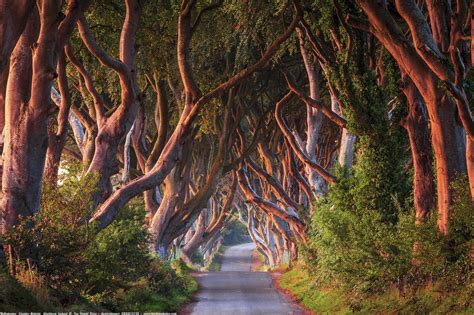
0;0;472;312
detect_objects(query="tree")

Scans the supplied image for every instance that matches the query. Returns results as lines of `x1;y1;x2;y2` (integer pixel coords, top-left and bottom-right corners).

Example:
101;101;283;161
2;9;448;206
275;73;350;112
90;0;302;230
1;0;88;235
350;0;471;233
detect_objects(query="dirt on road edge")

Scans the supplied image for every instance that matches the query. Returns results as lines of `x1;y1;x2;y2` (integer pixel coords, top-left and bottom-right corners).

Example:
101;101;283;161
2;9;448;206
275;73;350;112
252;248;315;314
270;272;317;315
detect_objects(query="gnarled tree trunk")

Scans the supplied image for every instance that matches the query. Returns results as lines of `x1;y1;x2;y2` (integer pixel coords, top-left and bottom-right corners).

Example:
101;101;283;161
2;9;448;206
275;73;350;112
355;0;468;234
400;74;435;223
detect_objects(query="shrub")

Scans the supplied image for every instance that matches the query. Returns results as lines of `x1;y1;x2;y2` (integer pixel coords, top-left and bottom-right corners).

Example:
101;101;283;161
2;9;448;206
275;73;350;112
4;165;152;292
3;164;99;298
0;267;44;311
148;257;180;294
84;201;151;295
13;262;52;306
305;174;472;300
2;163;198;311
409;176;472;291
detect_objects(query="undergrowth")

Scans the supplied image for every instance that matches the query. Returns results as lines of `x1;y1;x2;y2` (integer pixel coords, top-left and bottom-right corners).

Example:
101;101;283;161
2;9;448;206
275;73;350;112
280;176;472;314
0;164;197;312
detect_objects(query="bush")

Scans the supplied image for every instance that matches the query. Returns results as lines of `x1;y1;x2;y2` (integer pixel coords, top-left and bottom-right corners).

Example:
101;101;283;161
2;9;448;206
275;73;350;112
2;164;197;311
90;258;198;312
0;267;45;311
84;202;151;295
3;164;99;298
308;182;413;295
305;174;472;301
408;176;472;291
148;257;182;294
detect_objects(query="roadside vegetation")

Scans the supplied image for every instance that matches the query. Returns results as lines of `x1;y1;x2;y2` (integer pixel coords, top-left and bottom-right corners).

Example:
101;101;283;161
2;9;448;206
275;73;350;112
280;266;472;314
0;167;197;312
278;176;472;314
206;246;227;272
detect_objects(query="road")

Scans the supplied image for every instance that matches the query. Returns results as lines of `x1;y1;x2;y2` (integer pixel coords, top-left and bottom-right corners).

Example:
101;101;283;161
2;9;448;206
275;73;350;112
183;243;302;315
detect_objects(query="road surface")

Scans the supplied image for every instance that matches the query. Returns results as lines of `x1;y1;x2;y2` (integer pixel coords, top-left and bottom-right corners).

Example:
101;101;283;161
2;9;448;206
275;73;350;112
183;243;301;315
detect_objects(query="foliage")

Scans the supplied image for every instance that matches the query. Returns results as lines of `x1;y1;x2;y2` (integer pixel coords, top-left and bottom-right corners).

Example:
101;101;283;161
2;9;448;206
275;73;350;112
2;164;197;311
222;220;249;245
206;245;227;272
280;265;473;314
408;176;473;291
12;262;52;307
84;202;150;295
279;266;348;314
0;268;45;312
89;257;197;312
302;175;472;308
3;164;99;295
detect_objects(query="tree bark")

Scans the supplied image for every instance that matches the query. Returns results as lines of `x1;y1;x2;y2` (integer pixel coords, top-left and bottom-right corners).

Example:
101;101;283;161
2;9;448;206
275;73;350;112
355;0;467;234
0;0;35;134
44;51;70;184
1;9;38;233
297;31;326;196
181;207;207;265
90;5;301;229
275;92;336;184
237;167;306;242
400;74;435;223
76;0;142;206
331;95;355;168
1;0;88;237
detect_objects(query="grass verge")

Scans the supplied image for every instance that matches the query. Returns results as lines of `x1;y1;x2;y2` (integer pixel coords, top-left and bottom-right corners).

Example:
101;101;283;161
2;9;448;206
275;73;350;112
0;269;45;311
279;266;473;314
0;261;198;313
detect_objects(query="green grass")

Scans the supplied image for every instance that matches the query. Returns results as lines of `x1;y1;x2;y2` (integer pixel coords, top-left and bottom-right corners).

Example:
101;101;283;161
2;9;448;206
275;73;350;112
279;267;349;314
279;266;473;315
84;268;198;312
113;286;197;312
253;250;269;272
0;270;44;311
0;262;198;313
142;273;198;313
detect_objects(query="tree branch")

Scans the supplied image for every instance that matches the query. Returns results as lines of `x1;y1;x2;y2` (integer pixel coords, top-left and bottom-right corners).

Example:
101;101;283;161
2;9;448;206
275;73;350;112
284;73;347;127
275;92;336;184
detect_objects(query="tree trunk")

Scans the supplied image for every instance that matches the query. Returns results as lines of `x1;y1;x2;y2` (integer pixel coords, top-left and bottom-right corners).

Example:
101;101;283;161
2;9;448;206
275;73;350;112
1;1;87;238
44;52;70;185
181;209;207;265
429;96;466;234
356;0;467;234
149;169;181;257
1;10;38;233
468;139;474;201
331;95;355;168
298;31;326;196
76;1;141;207
400;75;435;223
89;6;301;229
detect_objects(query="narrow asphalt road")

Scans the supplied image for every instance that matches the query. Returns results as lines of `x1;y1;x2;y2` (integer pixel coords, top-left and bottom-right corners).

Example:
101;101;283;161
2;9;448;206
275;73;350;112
183;243;301;315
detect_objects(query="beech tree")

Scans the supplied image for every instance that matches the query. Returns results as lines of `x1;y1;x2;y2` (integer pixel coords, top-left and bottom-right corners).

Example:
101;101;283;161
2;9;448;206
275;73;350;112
90;0;303;230
1;0;88;234
350;0;472;233
0;0;471;279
